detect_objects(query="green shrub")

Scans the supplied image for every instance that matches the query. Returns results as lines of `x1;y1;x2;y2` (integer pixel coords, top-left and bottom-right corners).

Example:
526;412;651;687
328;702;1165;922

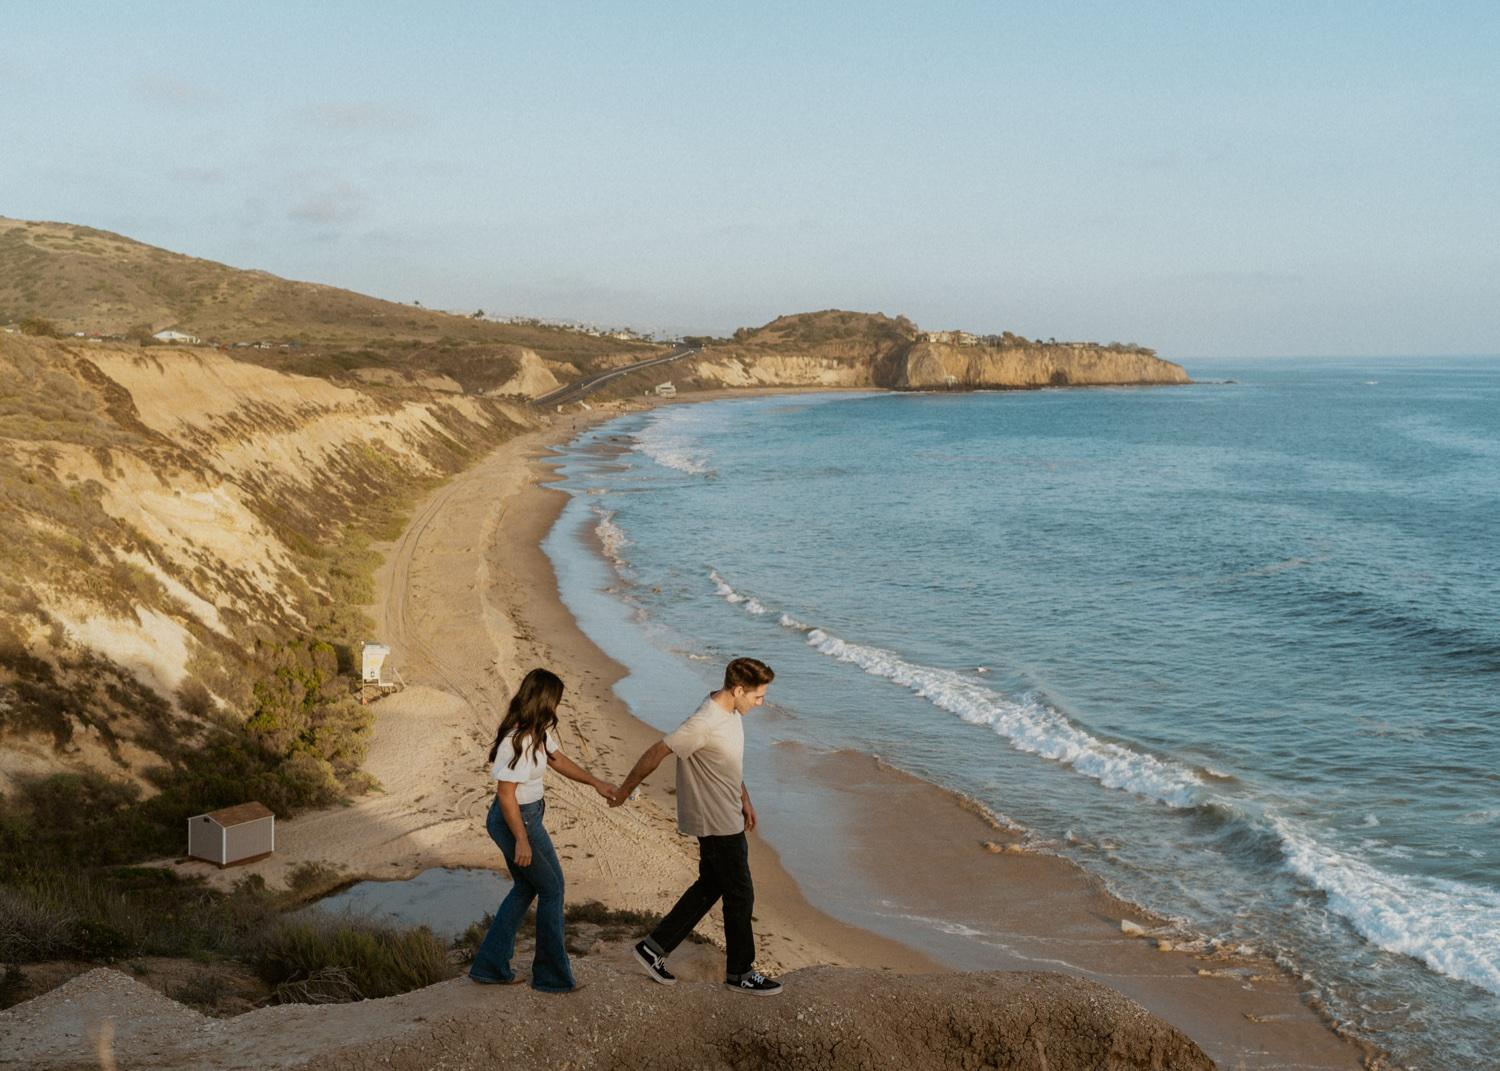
251;917;456;1002
18;318;61;338
71;918;131;962
284;860;347;900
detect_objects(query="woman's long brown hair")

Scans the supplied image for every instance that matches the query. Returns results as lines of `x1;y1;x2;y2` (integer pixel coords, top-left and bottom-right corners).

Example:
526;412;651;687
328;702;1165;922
487;668;564;769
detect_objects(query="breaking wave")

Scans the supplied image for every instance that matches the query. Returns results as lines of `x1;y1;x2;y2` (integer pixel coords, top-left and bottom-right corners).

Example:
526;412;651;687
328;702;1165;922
705;566;1500;995
592;507;630;573
634;410;713;475
1273;817;1500;995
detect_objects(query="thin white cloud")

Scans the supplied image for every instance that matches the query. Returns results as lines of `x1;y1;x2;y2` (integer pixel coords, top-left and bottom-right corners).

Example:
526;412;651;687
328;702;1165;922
136;75;224;108
300;102;420;131
287;182;368;224
170;166;227;184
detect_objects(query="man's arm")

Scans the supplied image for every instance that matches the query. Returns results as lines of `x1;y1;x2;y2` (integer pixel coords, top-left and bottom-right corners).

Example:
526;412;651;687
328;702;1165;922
610;740;673;806
740;782;757;832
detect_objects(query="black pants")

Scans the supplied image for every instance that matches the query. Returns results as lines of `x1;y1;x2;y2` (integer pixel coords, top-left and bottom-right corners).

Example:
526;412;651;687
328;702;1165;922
648;832;755;976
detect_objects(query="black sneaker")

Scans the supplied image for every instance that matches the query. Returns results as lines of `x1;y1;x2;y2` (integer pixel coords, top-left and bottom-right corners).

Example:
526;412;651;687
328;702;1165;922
633;940;676;986
724;970;782;996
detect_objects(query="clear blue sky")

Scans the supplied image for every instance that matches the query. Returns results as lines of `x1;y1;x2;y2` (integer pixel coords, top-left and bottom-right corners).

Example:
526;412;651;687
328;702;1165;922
3;2;1496;356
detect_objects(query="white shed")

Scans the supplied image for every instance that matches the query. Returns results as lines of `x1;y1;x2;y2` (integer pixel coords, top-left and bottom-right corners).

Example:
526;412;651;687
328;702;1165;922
188;802;275;867
153;329;201;344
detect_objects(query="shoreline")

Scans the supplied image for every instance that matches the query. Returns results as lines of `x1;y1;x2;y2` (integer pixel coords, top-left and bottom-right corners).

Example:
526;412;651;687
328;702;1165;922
527;390;1376;1069
144;386;1375;1067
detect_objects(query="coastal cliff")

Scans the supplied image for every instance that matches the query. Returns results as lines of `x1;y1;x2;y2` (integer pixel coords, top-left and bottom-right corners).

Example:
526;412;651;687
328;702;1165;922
887;338;1191;389
677;311;1189;394
0;334;536;807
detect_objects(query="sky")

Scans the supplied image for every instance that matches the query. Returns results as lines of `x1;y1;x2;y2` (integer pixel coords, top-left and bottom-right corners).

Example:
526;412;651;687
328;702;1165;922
2;2;1497;357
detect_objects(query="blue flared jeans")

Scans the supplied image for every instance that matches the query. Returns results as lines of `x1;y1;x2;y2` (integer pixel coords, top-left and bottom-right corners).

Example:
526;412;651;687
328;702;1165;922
469;798;576;992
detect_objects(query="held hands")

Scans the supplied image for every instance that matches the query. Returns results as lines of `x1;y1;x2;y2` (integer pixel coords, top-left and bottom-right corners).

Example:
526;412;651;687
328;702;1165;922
592;779;618;802
608;784;633;808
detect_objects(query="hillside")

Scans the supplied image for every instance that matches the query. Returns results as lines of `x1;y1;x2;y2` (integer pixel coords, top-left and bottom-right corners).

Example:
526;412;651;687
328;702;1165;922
0;217;663;394
0;333;545;856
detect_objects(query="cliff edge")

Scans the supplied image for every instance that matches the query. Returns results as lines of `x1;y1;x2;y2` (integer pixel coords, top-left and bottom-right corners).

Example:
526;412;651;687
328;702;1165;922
677;311;1188;394
0;962;1217;1070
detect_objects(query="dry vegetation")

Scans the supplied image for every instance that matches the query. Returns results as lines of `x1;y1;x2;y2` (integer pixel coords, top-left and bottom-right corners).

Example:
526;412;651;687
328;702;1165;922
0;326;553;1009
0;335;535;870
0;217;665;391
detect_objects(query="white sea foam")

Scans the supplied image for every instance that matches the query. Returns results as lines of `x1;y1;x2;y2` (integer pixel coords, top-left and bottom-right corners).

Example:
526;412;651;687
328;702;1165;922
634;410;713;474
709;569;745;603
1273;816;1500;995
703;567;1500;995
592;507;630;572
799;626;1206;808
707;569;771;614
707;567;1205;807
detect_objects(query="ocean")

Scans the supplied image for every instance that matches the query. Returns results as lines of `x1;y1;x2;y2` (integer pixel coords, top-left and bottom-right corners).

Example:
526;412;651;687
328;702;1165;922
542;357;1500;1069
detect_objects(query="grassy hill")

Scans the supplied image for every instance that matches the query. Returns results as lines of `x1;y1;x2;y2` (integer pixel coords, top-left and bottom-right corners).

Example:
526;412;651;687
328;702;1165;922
0;217;664;392
730;309;918;351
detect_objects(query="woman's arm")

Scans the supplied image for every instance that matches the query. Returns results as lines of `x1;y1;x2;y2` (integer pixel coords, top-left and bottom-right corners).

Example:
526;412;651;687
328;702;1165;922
495;780;531;867
548;749;617;801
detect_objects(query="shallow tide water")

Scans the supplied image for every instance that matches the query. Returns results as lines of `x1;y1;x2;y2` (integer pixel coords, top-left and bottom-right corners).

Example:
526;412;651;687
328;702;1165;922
543;358;1500;1070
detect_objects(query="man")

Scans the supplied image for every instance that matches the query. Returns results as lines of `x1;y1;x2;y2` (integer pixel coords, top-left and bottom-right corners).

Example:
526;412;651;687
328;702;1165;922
610;656;782;996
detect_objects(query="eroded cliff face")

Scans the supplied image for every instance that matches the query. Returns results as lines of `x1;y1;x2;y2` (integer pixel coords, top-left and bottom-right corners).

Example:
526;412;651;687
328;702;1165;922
0;337;535;796
882;340;1191;390
690;352;871;388
687;333;1188;393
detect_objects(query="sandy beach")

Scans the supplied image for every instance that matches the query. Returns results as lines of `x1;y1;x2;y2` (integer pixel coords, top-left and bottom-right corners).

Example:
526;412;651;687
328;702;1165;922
155;392;1375;1068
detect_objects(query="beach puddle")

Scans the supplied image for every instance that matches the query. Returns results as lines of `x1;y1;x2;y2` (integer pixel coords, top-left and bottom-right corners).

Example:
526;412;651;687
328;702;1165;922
303;867;508;939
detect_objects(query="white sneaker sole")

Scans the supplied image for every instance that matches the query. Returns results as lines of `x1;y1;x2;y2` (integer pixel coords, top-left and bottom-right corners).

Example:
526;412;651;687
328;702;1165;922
724;983;782;997
632;946;677;986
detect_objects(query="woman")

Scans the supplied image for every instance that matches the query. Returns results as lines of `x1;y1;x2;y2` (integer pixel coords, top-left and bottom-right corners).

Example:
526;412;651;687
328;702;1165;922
469;667;615;992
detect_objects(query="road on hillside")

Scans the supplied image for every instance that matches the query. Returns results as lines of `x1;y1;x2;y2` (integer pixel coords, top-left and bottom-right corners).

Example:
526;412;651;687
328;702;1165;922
534;344;698;408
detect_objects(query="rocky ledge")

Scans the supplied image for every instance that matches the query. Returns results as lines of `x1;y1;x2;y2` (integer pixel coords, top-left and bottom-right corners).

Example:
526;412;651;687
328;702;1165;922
0;962;1215;1070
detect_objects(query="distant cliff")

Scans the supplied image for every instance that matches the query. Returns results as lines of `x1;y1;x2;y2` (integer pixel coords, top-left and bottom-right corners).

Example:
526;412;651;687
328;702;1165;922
683;310;1188;392
886;338;1190;389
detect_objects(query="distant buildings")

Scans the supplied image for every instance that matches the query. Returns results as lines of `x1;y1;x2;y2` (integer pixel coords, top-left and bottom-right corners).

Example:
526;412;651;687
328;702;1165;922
921;330;984;346
152;329;201;344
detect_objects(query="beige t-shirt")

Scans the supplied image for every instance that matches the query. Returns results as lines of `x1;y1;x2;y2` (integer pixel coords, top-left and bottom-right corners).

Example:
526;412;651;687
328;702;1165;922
663;696;744;837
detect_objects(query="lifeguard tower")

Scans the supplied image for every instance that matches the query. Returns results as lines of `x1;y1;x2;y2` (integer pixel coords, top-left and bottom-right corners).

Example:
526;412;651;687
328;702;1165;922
358;642;404;703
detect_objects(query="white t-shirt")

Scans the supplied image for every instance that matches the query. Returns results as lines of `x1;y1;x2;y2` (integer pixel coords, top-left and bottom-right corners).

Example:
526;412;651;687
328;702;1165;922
663;696;745;837
490;729;558;805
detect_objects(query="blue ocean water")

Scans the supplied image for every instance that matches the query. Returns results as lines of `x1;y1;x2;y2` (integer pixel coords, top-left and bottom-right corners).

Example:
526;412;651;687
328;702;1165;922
544;358;1499;1069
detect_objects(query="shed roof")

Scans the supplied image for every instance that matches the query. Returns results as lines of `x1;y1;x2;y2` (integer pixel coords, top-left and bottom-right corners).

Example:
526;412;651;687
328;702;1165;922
201;802;274;827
